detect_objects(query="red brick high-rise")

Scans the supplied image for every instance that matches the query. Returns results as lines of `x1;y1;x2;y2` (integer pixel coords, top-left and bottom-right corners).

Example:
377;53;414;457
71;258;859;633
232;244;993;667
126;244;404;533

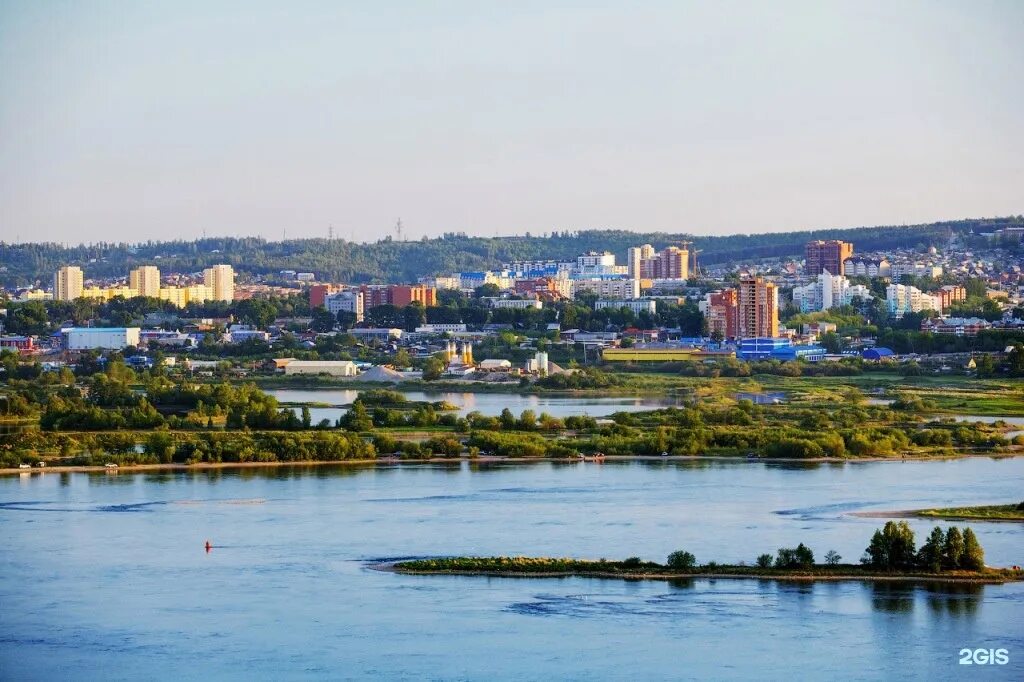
805;240;853;276
739;277;778;338
359;284;437;308
704;289;739;339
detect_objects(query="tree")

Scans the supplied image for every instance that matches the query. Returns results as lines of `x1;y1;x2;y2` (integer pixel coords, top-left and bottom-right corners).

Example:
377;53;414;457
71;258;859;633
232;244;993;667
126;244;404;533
824;550;841;566
6;302;50;336
666;551;696;569
393;348;412;369
310;308;337;333
499;408;516;430
943;526;965;569
862;521;917;570
774;543;814;569
365;304;402;329
422;355;446;381
301;405;312;429
917;526;945;573
517;409;536;430
144;430;176;464
343;400;372;432
335;310;357;330
819;331;841;354
402;302;426;331
235;298;277;328
961;527;984;570
474;283;500;298
756;553;773;568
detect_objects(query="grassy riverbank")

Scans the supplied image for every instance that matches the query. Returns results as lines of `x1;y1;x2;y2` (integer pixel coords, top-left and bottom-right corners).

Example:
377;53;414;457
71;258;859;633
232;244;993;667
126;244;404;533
914;503;1024;522
392;556;1024;584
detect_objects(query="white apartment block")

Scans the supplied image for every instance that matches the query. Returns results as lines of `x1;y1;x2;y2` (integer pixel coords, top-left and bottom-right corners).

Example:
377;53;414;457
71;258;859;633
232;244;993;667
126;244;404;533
791;272;872;312
594;299;658;315
325;290;365;322
482;298;543;310
886;284;940;318
571;278;641;300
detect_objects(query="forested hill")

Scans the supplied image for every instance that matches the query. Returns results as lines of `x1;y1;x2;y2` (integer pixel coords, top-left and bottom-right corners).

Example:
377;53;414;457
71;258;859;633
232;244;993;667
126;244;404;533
1;216;1020;287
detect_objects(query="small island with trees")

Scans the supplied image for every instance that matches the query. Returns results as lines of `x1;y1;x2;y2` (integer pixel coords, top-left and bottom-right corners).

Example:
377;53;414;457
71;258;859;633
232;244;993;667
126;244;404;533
391;522;1023;584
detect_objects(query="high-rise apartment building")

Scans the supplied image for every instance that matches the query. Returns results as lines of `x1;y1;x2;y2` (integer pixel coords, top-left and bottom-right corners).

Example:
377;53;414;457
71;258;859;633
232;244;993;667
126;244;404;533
203;264;235;302
54;266;84;301
738;276;779;338
886;284;940;318
627;244;655;278
805;240;853;276
699;289;739;339
639;245;689;280
129;266;161;298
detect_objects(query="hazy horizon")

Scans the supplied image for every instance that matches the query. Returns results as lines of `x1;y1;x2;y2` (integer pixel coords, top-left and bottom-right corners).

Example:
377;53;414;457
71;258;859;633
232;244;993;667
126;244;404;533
2;1;1022;244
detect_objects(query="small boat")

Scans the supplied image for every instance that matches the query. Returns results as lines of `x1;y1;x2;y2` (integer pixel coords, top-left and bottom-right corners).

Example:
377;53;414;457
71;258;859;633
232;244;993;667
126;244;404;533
584;452;606;462
746;452;758;460
661;451;669;457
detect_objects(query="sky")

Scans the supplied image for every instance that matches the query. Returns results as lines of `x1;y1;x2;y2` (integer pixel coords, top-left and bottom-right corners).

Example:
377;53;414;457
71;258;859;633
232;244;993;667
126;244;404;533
1;1;1022;245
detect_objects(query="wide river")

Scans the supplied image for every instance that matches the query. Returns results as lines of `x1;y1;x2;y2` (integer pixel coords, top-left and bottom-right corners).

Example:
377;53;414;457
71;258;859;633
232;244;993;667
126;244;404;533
2;457;1022;680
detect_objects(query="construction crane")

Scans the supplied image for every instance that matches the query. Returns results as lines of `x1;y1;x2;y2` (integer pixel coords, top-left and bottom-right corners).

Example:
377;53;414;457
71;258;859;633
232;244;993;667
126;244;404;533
691;248;703;279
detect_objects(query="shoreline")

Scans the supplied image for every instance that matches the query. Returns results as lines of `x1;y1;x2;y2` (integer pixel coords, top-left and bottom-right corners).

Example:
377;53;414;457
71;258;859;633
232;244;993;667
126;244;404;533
385;565;1021;585
3;451;1021;477
851;508;1024;523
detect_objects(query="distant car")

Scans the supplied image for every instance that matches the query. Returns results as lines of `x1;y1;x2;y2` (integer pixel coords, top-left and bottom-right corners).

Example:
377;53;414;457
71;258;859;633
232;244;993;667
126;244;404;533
104;463;119;469
18;463;31;469
36;461;46;468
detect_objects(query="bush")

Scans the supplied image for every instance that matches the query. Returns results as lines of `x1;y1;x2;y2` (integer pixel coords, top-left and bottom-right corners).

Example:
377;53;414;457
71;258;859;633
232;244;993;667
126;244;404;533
666;550;696;569
774;543;814;569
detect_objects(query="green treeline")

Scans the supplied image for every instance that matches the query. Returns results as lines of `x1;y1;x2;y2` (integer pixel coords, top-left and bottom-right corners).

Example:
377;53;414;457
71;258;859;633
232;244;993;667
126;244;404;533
4;218;1020;286
863;521;985;572
3;430;374;468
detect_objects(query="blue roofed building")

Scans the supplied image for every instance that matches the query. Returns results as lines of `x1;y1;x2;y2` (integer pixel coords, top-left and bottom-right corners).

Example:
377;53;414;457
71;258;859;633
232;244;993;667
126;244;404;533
738;337;825;362
862;347;896;362
737;337;792;360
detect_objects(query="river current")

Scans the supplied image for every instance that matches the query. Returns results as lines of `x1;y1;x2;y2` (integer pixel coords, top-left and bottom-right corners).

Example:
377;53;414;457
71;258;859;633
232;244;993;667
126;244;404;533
1;458;1022;680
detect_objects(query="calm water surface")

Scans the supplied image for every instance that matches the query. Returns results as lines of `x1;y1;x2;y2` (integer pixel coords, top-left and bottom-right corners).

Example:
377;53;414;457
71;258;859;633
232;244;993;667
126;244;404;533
268;388;686;423
2;458;1022;680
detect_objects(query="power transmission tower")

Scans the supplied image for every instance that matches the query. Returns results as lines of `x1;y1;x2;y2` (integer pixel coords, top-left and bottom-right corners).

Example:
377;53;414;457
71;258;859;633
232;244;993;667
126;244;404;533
394;218;403;241
328;224;333;240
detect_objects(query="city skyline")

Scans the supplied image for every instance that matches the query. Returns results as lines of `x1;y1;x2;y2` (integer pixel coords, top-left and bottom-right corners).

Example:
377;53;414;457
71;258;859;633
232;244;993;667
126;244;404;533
2;1;1023;244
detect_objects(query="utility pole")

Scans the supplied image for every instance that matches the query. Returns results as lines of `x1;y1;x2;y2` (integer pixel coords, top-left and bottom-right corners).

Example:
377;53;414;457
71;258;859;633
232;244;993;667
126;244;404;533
394;218;403;241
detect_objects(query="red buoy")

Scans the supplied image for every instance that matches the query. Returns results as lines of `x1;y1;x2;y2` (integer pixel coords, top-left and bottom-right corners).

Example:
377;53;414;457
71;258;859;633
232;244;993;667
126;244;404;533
205;541;212;552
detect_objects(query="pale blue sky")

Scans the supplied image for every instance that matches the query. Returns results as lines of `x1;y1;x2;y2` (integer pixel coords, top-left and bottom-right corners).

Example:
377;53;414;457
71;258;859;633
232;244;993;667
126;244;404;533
1;1;1022;244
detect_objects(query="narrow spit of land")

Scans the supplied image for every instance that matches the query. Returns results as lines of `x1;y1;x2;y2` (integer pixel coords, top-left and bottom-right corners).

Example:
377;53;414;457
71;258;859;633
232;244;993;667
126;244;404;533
390;557;1024;584
854;503;1024;522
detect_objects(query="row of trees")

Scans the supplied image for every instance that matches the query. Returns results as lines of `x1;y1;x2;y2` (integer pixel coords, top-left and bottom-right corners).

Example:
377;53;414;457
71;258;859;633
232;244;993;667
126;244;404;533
863;521;984;572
